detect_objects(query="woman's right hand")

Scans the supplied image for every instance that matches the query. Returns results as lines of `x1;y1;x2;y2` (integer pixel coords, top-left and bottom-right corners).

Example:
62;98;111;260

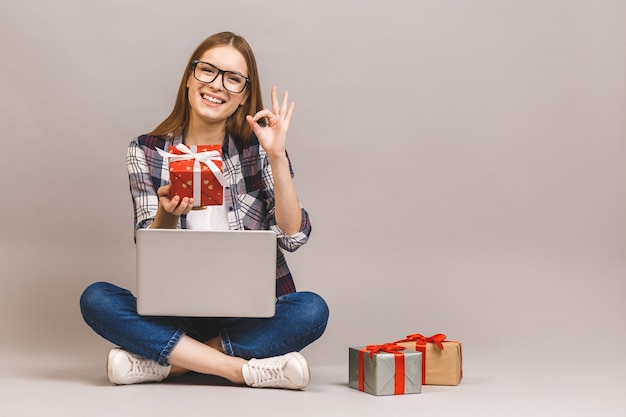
158;184;194;215
151;185;194;228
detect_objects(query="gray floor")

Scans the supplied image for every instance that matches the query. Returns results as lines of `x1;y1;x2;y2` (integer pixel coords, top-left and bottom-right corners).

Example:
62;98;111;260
2;342;625;417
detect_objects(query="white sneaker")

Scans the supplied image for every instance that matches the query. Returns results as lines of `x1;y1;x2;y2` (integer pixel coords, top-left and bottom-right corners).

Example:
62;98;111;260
241;352;310;390
106;347;171;385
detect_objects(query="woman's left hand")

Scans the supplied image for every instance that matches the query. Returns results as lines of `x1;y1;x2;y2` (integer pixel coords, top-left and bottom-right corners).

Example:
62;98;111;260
246;86;294;158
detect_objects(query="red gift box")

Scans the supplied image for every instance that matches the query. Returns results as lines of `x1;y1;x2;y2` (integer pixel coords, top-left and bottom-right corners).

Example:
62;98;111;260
159;144;226;207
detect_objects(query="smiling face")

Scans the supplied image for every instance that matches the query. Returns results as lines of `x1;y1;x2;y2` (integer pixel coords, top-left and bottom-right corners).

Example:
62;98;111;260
186;45;249;131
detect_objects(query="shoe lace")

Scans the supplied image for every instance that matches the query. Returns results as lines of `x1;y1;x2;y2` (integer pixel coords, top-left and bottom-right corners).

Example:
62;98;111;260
129;356;163;377
248;357;286;385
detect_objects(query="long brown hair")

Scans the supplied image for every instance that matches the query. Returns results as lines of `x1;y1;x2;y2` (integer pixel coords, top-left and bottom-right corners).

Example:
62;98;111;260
149;32;263;143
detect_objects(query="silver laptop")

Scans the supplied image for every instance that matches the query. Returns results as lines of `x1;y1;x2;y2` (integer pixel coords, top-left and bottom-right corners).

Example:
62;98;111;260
135;228;276;317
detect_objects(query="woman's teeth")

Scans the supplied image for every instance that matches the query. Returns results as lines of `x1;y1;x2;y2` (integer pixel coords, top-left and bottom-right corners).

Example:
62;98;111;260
202;94;224;104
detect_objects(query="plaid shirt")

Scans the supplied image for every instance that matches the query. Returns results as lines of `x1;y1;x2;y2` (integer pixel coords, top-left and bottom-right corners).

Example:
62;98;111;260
127;133;311;296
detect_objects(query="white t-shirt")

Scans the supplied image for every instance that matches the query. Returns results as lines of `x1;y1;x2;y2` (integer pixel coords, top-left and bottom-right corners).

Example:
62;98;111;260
185;204;230;231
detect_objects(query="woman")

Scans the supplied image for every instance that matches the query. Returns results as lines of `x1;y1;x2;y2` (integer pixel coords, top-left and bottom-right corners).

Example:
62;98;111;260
79;32;329;390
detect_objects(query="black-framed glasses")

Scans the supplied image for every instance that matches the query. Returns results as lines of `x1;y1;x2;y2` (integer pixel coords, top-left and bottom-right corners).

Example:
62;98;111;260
192;60;250;94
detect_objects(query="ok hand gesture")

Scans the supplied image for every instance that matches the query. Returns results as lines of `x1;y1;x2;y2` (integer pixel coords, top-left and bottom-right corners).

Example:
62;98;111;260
246;86;294;159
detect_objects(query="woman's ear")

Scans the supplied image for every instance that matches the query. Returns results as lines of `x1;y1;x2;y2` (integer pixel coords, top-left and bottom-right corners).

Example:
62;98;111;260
239;89;250;106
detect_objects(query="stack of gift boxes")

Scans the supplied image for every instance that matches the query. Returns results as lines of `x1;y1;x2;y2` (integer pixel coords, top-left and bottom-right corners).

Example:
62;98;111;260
349;333;463;396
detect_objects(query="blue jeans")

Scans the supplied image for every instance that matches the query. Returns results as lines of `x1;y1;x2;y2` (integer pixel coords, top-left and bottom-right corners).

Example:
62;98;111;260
80;282;329;367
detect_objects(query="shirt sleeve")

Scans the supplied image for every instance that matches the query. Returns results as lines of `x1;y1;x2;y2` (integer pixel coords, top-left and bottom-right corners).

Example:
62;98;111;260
127;137;159;234
261;149;312;252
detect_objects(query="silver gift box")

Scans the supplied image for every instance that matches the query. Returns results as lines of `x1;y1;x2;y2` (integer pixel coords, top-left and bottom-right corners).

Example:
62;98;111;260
349;346;422;396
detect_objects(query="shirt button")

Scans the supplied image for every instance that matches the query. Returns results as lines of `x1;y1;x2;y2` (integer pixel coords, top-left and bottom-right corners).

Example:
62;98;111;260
228;207;234;211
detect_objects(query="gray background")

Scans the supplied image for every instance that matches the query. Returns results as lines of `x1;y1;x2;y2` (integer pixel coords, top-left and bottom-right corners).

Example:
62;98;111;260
1;0;624;386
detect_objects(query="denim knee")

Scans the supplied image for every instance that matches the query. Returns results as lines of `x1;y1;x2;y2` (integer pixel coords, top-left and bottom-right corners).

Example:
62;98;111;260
285;291;330;338
79;282;129;325
80;282;105;319
304;292;329;325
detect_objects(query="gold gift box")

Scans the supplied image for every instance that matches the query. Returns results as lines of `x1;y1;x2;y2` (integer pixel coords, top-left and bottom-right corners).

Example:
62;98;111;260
395;334;462;386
